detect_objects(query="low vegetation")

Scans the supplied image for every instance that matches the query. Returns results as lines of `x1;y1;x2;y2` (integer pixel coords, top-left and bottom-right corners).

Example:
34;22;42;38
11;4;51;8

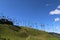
0;24;60;40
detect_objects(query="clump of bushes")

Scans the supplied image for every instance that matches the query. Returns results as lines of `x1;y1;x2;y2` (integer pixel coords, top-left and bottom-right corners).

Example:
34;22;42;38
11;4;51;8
0;16;13;25
0;16;22;31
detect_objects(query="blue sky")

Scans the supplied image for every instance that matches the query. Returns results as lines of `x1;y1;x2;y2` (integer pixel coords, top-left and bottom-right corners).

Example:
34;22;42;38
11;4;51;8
0;0;60;33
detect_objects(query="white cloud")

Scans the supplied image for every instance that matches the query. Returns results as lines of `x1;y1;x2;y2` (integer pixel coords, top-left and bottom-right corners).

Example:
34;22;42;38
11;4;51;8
49;5;60;15
49;9;60;15
57;5;60;8
54;18;60;22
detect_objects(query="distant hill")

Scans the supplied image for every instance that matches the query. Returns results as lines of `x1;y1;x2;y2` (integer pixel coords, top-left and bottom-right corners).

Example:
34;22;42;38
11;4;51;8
48;32;60;37
0;24;60;40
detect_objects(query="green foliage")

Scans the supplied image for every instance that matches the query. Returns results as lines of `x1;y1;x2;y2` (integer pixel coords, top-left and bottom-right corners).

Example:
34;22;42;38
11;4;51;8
0;18;13;25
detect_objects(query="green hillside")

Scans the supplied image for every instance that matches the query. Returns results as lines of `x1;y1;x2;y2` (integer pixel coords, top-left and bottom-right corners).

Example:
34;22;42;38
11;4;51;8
0;24;60;40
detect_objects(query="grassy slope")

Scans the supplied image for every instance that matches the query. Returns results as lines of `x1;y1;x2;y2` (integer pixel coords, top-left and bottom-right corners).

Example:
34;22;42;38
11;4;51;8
0;24;60;40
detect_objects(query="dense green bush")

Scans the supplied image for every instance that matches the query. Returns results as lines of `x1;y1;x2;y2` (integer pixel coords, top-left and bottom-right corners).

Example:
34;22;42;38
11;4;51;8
0;18;13;25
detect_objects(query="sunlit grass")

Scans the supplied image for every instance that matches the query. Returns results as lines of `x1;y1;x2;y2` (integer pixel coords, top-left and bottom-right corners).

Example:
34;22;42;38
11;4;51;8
0;24;60;40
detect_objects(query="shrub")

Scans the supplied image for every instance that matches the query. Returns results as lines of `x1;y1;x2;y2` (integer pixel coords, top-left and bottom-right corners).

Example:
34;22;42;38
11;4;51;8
0;17;13;25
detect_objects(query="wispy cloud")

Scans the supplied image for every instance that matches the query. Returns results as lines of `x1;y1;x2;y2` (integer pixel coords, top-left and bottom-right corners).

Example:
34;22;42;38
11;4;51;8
57;5;60;8
55;26;59;30
46;4;51;6
49;5;60;15
54;17;60;22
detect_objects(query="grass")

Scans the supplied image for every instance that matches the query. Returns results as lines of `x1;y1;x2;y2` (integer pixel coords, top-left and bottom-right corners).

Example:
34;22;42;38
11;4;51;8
0;24;60;40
